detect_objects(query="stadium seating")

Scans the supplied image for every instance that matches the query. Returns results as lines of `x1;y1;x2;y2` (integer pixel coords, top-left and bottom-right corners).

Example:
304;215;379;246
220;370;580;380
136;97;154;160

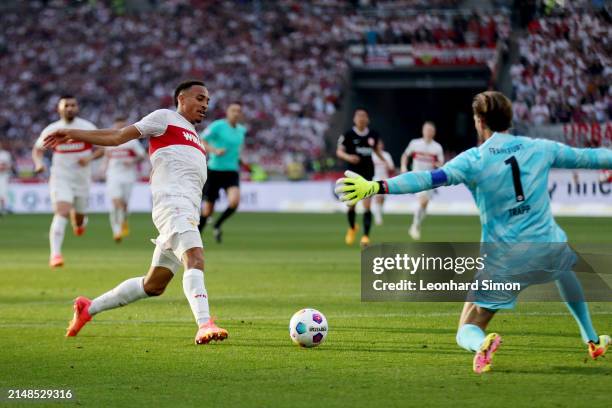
0;0;508;176
511;8;611;126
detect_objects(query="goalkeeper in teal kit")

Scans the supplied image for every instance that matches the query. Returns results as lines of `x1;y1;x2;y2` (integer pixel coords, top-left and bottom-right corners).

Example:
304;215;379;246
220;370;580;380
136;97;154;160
336;91;611;373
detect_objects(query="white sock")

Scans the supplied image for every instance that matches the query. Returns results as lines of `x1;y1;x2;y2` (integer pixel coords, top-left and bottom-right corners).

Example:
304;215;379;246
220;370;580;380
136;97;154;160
49;214;68;256
110;207;124;235
89;277;148;315
413;206;426;228
117;207;125;226
373;201;383;224
183;269;210;326
109;208;118;235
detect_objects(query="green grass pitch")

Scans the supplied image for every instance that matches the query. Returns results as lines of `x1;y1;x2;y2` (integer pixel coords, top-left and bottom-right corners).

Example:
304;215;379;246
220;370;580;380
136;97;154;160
0;213;611;407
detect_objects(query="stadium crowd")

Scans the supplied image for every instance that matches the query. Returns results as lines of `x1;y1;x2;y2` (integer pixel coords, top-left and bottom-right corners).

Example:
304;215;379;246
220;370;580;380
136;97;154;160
1;0;508;177
511;8;611;126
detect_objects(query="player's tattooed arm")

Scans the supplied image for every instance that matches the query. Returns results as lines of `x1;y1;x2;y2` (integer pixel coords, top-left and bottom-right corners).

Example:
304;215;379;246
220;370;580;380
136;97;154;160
43;125;142;149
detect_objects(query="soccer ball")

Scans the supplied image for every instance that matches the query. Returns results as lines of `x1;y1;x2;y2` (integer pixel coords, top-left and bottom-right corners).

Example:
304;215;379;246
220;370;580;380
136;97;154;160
289;308;328;348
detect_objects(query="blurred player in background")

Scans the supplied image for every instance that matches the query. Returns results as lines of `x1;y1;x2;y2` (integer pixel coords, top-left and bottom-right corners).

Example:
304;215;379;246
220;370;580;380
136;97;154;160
105;116;147;242
371;139;394;225
0;142;12;215
400;121;444;240
43;80;228;345
336;91;611;373
32;95;103;267
198;102;246;243
337;108;384;247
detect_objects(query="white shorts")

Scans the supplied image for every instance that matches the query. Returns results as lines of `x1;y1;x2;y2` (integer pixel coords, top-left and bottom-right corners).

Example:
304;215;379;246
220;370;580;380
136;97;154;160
150;194;202;273
416;190;433;200
107;178;134;202
150;230;203;274
49;173;90;212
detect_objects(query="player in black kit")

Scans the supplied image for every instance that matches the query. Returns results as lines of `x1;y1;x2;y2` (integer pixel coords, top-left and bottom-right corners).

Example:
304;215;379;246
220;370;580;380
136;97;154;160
336;108;384;247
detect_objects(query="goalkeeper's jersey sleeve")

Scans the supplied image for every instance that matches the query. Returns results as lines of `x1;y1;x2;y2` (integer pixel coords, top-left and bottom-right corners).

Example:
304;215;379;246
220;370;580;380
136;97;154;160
441;133;611;243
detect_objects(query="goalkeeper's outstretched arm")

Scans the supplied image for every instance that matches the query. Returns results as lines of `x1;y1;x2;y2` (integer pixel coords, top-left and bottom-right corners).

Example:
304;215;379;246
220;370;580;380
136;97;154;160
335;169;448;206
336;147;476;206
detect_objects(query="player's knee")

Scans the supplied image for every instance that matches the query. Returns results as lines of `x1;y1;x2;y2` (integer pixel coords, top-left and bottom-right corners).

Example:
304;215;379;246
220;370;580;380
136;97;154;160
55;204;71;217
187;257;204;271
143;281;167;297
184;249;204;270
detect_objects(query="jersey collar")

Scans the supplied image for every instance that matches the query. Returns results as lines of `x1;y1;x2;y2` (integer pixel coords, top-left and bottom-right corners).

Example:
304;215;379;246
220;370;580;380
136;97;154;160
352;126;370;137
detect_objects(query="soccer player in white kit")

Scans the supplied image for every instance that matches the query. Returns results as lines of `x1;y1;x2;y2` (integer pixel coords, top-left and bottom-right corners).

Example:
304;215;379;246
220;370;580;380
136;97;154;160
32;95;103;267
371;139;395;225
0;143;11;215
400;121;444;240
105;117;147;242
43;81;228;345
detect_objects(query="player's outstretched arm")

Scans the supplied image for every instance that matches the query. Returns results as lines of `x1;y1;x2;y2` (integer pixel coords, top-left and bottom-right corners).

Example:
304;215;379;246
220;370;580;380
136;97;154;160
335;169;443;206
551;142;612;170
43;125;141;149
336;149;475;205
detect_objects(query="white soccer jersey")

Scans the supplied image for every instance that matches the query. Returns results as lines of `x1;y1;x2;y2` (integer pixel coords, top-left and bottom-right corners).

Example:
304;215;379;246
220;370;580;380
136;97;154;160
133;109;207;207
35;117;97;199
373;150;394;180
404;138;444;171
105;139;147;183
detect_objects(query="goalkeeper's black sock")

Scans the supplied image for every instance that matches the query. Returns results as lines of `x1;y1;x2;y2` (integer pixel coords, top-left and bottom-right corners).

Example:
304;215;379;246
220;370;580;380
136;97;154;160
363;210;372;236
347;208;356;229
214;207;236;229
198;215;207;233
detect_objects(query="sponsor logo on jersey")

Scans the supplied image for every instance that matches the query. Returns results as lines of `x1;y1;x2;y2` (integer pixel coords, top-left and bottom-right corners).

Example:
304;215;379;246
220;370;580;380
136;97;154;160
149;125;206;156
54;142;92;153
108;149;137;159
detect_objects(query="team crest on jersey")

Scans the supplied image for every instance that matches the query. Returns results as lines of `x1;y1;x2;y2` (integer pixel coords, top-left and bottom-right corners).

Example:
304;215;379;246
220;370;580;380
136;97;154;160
368;137;375;146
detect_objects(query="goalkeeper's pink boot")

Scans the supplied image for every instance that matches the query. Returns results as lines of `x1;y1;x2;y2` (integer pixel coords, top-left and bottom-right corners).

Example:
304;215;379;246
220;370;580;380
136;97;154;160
473;333;502;374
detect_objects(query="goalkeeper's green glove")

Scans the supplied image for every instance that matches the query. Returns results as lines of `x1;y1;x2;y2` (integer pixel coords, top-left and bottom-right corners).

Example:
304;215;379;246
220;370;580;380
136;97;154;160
335;170;382;206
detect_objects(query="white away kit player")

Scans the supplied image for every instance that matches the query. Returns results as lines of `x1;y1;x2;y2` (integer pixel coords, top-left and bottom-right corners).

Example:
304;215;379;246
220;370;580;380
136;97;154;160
32;95;103;267
43;81;228;345
371;139;394;225
400;121;444;240
105;117;147;242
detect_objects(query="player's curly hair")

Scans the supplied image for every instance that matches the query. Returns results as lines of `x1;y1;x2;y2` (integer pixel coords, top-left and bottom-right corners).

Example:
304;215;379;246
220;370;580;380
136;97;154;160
472;91;513;132
174;80;206;107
